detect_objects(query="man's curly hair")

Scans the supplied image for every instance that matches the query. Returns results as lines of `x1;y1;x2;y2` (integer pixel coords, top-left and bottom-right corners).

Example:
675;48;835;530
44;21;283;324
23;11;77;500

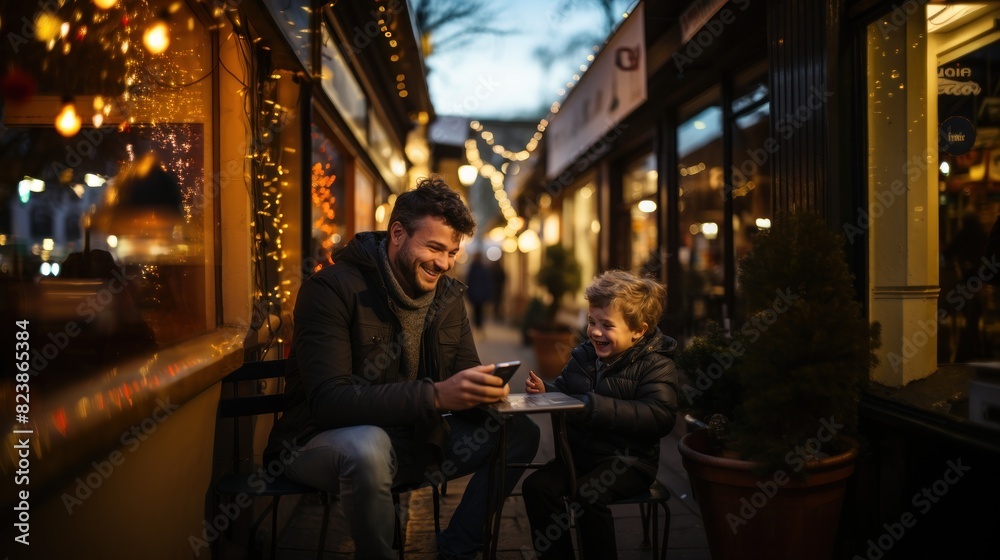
389;176;476;237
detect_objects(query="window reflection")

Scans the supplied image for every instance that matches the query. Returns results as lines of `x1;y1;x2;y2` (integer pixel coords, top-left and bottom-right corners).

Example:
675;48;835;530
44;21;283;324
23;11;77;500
0;0;214;386
678;99;725;336
1;125;209;385
321;23;367;143
564;179;598;307
731;75;772;329
311;115;347;271
622;154;658;274
932;5;1000;363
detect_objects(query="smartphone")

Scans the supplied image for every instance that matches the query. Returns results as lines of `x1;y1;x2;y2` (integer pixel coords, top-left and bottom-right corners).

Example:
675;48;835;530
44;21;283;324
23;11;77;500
492;361;522;385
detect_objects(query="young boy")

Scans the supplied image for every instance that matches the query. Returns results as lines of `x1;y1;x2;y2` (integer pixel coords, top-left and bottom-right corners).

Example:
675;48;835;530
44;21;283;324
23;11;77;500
522;269;678;560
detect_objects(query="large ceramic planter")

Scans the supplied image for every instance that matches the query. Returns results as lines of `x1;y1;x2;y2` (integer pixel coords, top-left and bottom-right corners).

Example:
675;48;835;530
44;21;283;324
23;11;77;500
528;327;578;379
678;429;858;560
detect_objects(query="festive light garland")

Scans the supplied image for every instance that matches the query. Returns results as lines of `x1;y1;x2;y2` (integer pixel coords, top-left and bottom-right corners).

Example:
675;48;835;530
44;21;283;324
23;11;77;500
462;9;634;243
461;48;598;251
6;0;230;134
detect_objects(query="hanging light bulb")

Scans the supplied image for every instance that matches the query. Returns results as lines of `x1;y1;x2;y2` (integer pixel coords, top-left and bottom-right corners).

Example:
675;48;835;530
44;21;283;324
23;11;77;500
55;96;82;137
143;18;170;54
92;96;105;127
93;0;119;9
34;12;61;42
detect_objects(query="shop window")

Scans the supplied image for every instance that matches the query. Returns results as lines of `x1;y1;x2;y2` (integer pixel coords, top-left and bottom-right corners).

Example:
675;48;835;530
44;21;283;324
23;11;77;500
867;3;999;371
311;113;348;271
678;94;725;336
932;4;1000;363
731;67;771;328
0;0;216;385
355;167;376;234
321;23;368;145
263;0;313;73
375;186;395;231
622;153;659;274
563;177;599;309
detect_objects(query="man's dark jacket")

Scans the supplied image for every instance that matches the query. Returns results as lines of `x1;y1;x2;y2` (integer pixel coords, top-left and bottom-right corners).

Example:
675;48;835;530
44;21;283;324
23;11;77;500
264;232;480;464
547;330;678;477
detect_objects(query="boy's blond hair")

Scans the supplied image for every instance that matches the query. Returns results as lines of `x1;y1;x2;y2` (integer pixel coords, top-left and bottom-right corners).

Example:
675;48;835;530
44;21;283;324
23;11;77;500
584;269;666;333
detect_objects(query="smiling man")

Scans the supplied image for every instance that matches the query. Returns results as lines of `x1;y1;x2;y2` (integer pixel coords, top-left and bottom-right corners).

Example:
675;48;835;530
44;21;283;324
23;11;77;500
265;176;539;560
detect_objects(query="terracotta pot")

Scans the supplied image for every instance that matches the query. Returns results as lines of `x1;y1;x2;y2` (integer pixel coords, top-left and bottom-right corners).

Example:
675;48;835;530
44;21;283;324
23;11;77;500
528;327;578;379
678;429;857;560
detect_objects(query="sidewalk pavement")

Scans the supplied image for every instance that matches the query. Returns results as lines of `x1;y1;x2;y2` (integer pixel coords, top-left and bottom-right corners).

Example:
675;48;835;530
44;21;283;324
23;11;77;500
275;320;711;559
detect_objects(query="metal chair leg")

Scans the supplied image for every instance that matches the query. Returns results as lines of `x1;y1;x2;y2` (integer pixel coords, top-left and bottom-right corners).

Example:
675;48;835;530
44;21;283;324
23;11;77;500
650;504;658;556
432;484;442;535
269;496;280;559
660;501;671;560
392;492;405;560
316;493;332;560
639;502;651;548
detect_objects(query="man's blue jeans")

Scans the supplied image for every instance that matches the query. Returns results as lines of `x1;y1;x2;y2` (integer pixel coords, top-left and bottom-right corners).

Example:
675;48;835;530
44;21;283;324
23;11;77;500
285;412;540;560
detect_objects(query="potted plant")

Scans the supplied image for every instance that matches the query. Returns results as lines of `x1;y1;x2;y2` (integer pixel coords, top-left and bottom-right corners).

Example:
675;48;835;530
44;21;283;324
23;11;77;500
527;244;583;378
675;211;881;560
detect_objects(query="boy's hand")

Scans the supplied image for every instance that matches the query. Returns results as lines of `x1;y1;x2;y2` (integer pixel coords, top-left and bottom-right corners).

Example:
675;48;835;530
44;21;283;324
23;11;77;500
434;364;510;410
525;370;546;394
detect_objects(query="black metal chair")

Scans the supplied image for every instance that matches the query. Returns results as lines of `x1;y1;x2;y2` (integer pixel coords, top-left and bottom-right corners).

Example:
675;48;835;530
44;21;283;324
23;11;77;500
214;358;442;559
517;466;672;559
605;480;672;560
215;358;331;560
392;482;443;560
554;478;672;559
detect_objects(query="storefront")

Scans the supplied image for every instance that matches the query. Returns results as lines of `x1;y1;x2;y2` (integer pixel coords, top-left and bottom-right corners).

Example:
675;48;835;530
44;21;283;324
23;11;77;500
852;2;1000;557
0;0;431;555
530;0;769;337
523;0;999;556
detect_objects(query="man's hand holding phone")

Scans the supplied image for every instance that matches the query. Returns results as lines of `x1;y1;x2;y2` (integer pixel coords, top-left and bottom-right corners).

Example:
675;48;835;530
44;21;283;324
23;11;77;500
491;361;521;386
434;363;514;411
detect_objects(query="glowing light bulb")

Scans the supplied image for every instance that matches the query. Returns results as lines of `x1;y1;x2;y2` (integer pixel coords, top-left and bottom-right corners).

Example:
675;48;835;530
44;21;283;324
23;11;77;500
93;0;119;8
35;12;61;42
143;20;170;54
55;99;82;137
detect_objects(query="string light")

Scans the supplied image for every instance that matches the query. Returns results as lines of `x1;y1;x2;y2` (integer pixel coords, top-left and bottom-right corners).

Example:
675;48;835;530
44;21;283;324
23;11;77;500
460;24;627;249
358;0;408;98
27;0;229;135
467;71;564;165
310;160;338;272
458;17;634;254
142;18;170;54
34;12;61;43
464;137;522;236
468;36;606;171
55;97;82;137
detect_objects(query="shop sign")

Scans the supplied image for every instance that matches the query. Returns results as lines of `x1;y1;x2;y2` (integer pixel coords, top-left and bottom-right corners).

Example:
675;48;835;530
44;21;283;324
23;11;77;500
547;3;646;179
939;116;976;156
938;65;982;96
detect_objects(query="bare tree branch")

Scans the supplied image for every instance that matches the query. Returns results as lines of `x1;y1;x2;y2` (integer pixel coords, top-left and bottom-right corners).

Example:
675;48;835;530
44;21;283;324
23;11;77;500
557;0;620;36
410;0;514;58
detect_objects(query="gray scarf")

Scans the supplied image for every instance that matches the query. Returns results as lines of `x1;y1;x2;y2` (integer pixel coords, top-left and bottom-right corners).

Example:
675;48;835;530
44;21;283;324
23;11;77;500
377;239;434;380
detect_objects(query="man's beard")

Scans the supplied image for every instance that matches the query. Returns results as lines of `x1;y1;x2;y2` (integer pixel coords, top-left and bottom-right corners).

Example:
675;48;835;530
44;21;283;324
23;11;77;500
394;242;437;296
